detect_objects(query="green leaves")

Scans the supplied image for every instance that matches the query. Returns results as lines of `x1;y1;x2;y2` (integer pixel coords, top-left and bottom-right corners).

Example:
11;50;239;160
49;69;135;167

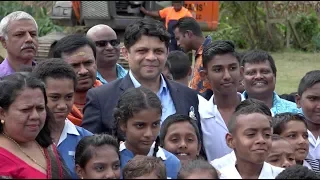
0;1;63;37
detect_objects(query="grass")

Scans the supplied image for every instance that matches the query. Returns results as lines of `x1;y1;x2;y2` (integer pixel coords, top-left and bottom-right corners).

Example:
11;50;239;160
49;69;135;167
270;49;320;94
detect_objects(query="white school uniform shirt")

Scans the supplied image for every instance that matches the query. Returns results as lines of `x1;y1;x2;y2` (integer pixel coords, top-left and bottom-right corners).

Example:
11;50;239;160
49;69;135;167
198;92;245;162
307;130;320;159
210;151;236;173
303;160;313;170
219;162;284;179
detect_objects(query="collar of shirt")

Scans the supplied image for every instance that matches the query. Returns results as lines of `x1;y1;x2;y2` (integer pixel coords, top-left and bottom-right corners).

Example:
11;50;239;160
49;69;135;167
57;119;80;146
200;92;245;119
242;91;303;116
195;35;212;56
0;58;37;77
307;129;320;148
119;141;167;160
128;70;168;96
219;161;283;179
210;151;236;172
96;64;128;84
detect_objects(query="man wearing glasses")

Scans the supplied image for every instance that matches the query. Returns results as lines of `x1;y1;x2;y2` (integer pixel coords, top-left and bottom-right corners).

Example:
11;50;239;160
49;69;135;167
87;25;128;84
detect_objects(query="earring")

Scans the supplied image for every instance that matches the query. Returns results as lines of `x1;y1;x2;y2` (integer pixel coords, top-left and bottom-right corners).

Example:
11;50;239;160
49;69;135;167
0;120;4;124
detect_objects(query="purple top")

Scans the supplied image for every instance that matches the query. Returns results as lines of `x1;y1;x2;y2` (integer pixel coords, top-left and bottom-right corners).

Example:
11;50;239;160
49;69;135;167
0;58;36;78
0;58;15;78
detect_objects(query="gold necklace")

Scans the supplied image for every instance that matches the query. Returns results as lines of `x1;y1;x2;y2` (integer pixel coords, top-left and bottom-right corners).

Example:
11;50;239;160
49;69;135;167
2;132;47;171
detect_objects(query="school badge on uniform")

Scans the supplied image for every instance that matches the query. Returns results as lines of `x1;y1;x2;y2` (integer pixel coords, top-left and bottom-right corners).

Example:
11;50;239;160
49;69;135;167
189;106;196;120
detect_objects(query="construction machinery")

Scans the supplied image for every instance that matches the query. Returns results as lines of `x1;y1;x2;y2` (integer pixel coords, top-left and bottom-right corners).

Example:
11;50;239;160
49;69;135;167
36;1;219;67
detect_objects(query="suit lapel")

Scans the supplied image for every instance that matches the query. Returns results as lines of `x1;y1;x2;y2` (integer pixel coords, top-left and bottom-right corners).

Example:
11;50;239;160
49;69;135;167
119;74;135;92
166;79;185;114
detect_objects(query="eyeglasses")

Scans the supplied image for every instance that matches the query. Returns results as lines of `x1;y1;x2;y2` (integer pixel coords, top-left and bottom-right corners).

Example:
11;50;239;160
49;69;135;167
95;39;120;47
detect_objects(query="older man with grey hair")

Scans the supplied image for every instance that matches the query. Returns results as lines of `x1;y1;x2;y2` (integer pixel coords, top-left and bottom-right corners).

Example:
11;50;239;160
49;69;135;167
86;24;127;84
0;11;38;78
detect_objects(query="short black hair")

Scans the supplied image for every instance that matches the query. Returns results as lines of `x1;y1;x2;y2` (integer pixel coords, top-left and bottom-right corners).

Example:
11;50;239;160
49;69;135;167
167;50;191;80
0;72;53;148
122;155;167;179
173;17;202;37
32;58;77;90
75;134;119;168
124;18;170;50
202;40;240;69
241;49;277;77
279;92;297;103
177;159;218;179
48;40;58;58
297;70;320;96
52;34;96;59
160;114;201;147
228;99;272;134
272;113;307;135
275;164;320;179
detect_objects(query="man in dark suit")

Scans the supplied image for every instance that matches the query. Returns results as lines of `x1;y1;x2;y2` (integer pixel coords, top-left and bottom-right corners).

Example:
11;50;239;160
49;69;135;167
81;18;203;152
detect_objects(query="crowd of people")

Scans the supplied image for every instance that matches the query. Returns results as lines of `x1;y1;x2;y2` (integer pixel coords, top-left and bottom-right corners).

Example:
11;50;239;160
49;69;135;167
0;9;319;179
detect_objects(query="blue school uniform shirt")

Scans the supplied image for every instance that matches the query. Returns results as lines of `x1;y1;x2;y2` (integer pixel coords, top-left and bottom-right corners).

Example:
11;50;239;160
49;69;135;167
243;91;302;116
119;142;181;179
56;119;93;179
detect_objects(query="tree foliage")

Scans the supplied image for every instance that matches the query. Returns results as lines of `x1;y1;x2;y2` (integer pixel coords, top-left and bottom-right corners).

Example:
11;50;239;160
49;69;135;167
0;1;63;37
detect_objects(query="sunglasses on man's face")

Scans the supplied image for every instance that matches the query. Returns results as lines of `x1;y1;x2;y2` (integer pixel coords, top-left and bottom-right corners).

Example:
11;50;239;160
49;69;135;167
95;39;120;47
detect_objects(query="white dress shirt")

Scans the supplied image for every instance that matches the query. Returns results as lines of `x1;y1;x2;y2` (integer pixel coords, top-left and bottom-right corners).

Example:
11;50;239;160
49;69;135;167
307;130;320;159
199;93;245;162
210;151;236;172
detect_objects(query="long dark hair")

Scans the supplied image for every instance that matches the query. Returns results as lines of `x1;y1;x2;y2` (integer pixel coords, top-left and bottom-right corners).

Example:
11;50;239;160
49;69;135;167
0;72;52;147
113;87;162;157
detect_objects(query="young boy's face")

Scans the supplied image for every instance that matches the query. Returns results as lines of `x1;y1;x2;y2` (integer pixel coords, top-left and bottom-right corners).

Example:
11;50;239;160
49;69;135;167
228;113;272;165
296;83;320;125
266;139;296;168
279;121;309;162
163;121;200;163
204;54;241;95
45;77;74;123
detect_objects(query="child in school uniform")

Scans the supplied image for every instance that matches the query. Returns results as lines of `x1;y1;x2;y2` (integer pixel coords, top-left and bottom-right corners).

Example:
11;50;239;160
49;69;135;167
160;114;202;164
113;87;181;179
266;134;296;168
272;113;312;169
296;70;320;173
218;98;284;179
75;134;121;179
198;40;245;162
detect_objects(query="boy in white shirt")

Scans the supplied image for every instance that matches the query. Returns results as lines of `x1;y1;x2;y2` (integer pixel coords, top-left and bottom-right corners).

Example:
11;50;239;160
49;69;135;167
296;70;320;173
198;40;244;161
218;99;284;179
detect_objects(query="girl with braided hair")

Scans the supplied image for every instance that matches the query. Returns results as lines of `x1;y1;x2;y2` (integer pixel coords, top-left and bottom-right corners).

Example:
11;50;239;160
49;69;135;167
113;87;180;179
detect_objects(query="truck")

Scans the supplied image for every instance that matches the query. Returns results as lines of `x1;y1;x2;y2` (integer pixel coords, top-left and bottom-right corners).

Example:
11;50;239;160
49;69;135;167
50;1;219;32
36;1;219;66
